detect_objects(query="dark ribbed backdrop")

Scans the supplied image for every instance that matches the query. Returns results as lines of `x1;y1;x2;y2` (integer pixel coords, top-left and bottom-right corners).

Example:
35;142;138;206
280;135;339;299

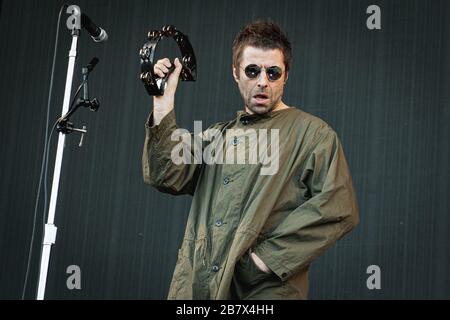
0;0;449;299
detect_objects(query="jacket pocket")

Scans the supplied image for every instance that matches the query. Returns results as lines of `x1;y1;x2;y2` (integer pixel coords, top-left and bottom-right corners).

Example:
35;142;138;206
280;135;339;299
234;252;273;287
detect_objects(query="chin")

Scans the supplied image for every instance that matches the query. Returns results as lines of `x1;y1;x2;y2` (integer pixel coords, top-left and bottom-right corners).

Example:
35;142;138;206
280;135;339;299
249;105;273;114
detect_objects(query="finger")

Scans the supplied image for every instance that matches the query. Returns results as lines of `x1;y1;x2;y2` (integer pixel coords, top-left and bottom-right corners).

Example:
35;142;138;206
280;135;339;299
154;68;165;78
156;63;170;74
163;58;182;94
153;65;165;78
172;58;183;76
160;58;172;68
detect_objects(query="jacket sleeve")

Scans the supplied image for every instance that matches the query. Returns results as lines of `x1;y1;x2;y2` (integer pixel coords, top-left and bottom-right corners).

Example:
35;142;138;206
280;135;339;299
253;128;360;282
142;109;202;196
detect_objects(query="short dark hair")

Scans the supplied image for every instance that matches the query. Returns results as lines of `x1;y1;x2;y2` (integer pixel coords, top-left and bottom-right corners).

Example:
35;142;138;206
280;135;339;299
232;20;292;74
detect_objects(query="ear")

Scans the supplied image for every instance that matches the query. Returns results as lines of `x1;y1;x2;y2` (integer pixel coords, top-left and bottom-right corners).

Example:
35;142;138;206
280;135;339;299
232;66;239;83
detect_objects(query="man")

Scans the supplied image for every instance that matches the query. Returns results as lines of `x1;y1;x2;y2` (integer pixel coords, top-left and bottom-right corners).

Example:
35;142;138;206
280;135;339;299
143;20;359;299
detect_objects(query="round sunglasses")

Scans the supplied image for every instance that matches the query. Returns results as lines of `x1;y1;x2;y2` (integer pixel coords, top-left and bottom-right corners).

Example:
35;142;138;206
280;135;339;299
242;64;283;81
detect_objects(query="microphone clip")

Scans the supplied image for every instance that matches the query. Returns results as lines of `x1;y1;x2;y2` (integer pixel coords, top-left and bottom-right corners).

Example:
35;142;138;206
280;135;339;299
55;57;100;143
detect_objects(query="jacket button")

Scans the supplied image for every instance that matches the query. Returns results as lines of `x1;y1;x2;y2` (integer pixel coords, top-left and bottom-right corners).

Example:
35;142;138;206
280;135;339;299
223;177;230;185
215;219;223;227
232;137;239;146
212;265;220;272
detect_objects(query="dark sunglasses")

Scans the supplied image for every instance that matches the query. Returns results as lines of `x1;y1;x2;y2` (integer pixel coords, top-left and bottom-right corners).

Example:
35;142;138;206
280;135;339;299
243;64;283;81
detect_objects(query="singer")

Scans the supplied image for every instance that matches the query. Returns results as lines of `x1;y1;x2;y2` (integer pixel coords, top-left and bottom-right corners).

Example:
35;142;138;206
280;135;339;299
142;20;359;299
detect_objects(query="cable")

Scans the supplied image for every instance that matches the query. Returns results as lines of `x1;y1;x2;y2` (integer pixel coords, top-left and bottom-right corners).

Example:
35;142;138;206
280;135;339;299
68;78;88;115
34;51;88;300
21;4;67;300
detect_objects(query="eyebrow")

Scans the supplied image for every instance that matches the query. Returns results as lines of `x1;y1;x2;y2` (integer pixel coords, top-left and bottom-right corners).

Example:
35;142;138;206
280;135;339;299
245;64;283;68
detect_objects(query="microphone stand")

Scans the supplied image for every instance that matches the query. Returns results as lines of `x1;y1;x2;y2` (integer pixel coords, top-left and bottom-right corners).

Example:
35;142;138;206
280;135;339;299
36;26;80;300
36;7;100;299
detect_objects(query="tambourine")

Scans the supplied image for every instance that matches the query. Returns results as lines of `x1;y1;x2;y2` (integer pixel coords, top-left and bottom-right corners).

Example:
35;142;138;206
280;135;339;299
139;25;197;96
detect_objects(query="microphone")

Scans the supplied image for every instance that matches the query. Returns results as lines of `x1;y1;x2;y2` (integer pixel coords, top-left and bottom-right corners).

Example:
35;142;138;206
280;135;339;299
86;57;99;72
81;13;108;43
82;57;99;101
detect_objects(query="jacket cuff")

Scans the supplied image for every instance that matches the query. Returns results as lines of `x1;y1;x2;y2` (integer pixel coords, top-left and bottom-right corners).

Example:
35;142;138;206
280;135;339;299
145;108;176;140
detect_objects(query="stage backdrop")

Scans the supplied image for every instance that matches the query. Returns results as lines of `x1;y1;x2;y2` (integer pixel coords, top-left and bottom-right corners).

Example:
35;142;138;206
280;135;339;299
0;0;449;299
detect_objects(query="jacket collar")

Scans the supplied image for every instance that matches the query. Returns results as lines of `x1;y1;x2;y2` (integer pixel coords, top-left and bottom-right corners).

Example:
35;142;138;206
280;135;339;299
236;107;292;124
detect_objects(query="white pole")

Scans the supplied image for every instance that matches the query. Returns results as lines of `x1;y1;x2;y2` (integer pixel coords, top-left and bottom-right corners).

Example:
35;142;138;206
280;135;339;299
36;33;79;301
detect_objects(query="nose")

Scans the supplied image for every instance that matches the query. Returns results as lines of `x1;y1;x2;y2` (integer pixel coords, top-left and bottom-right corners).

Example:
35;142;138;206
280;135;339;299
257;70;269;88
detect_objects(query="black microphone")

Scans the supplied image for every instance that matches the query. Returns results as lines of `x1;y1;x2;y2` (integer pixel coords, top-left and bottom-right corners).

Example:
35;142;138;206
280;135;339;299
81;13;108;43
82;58;99;100
86;57;99;72
81;57;99;101
83;58;100;112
